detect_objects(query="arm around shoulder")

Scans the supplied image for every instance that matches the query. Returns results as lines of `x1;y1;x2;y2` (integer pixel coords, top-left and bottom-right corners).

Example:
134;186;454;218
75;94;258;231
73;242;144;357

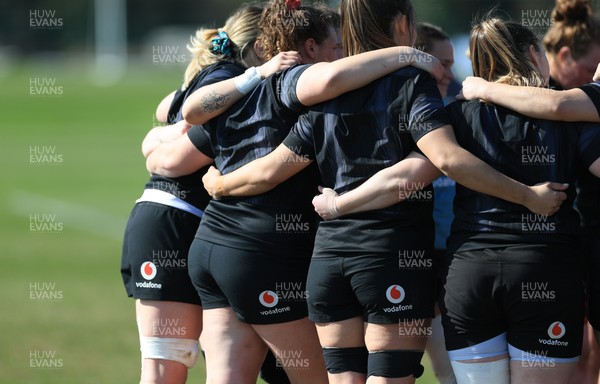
416;125;567;216
296;47;443;106
461;77;599;122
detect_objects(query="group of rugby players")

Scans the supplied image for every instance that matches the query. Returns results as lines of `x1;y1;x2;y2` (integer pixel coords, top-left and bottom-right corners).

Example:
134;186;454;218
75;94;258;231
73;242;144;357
121;0;600;383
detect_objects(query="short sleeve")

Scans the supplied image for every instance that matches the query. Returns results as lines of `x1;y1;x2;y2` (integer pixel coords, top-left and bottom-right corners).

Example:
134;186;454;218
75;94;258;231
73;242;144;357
408;73;452;143
186;125;214;158
578;123;600;169
282;113;315;159
277;65;311;112
189;62;245;92
168;61;245;123
579;82;600;117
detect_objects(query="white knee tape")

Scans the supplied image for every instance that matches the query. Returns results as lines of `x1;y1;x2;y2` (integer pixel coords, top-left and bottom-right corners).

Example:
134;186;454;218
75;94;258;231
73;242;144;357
140;336;199;368
450;359;509;384
447;333;507;361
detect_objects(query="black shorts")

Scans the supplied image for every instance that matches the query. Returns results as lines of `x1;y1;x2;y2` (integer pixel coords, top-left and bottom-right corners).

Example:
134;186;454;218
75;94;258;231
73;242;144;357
307;253;436;324
432;248;449;301
442;242;584;359
582;227;600;331
121;202;201;305
187;239;311;324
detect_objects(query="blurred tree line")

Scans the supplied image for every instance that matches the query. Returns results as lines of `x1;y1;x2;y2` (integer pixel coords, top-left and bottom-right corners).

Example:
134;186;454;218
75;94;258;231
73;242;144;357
4;0;600;56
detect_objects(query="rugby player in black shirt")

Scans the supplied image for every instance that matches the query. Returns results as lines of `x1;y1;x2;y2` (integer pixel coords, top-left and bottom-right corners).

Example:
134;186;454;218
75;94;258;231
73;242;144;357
121;4;306;383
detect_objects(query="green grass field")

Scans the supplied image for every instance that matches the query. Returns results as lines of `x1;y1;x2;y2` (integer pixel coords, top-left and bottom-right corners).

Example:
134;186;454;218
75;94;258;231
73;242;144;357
0;61;438;383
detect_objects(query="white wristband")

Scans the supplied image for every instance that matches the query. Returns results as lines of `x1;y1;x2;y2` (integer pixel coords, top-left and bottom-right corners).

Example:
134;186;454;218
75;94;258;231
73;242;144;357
329;194;340;219
235;66;262;95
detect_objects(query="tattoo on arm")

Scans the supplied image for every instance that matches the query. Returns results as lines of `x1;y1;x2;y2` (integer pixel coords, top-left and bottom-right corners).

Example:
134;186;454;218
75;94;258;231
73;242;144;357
200;91;230;113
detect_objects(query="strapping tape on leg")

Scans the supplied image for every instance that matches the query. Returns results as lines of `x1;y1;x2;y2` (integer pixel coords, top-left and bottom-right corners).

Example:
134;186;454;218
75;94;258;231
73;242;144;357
140;336;199;368
450;359;509;384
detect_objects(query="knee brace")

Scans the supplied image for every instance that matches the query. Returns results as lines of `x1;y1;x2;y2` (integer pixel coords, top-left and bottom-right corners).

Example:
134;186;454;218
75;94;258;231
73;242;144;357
322;346;368;374
450;359;509;384
139;336;199;368
368;350;425;378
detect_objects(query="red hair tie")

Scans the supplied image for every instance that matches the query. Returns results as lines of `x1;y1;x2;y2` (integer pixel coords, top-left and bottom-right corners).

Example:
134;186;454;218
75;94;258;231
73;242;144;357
285;0;301;10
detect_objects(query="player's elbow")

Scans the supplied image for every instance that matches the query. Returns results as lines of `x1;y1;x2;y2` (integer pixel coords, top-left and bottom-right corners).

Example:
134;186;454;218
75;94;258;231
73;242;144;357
548;92;582;121
182;103;205;126
548;97;566;120
429;152;456;178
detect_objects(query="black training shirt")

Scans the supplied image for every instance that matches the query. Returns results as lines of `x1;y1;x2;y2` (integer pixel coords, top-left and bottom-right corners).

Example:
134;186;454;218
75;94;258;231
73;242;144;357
187;65;320;254
283;67;450;256
447;100;600;239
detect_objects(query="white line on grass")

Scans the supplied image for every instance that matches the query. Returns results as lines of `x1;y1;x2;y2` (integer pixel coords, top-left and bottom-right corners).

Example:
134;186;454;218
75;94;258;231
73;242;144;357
7;189;127;240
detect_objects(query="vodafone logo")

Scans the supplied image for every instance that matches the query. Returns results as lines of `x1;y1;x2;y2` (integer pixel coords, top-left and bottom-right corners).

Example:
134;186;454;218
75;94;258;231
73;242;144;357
140;261;157;280
386;285;405;304
259;290;279;308
548;321;566;339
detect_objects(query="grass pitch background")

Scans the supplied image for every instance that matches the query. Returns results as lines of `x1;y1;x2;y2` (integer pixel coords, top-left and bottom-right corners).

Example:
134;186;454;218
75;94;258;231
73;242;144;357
0;62;437;383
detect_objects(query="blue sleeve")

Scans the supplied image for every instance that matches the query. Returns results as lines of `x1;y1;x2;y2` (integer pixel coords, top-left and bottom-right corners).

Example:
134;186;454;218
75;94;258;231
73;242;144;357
168;62;245;123
186;125;214;158
278;64;311;112
579;82;600;118
191;62;245;91
409;72;452;143
578;123;600;169
282;113;315;159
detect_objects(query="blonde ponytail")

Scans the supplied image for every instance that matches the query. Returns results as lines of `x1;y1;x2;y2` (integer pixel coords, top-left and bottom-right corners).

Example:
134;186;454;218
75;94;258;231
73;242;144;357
183;4;263;89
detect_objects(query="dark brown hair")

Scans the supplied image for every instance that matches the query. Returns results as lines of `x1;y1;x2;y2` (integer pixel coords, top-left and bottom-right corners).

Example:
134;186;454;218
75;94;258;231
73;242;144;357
544;0;600;59
470;18;545;87
257;0;337;60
